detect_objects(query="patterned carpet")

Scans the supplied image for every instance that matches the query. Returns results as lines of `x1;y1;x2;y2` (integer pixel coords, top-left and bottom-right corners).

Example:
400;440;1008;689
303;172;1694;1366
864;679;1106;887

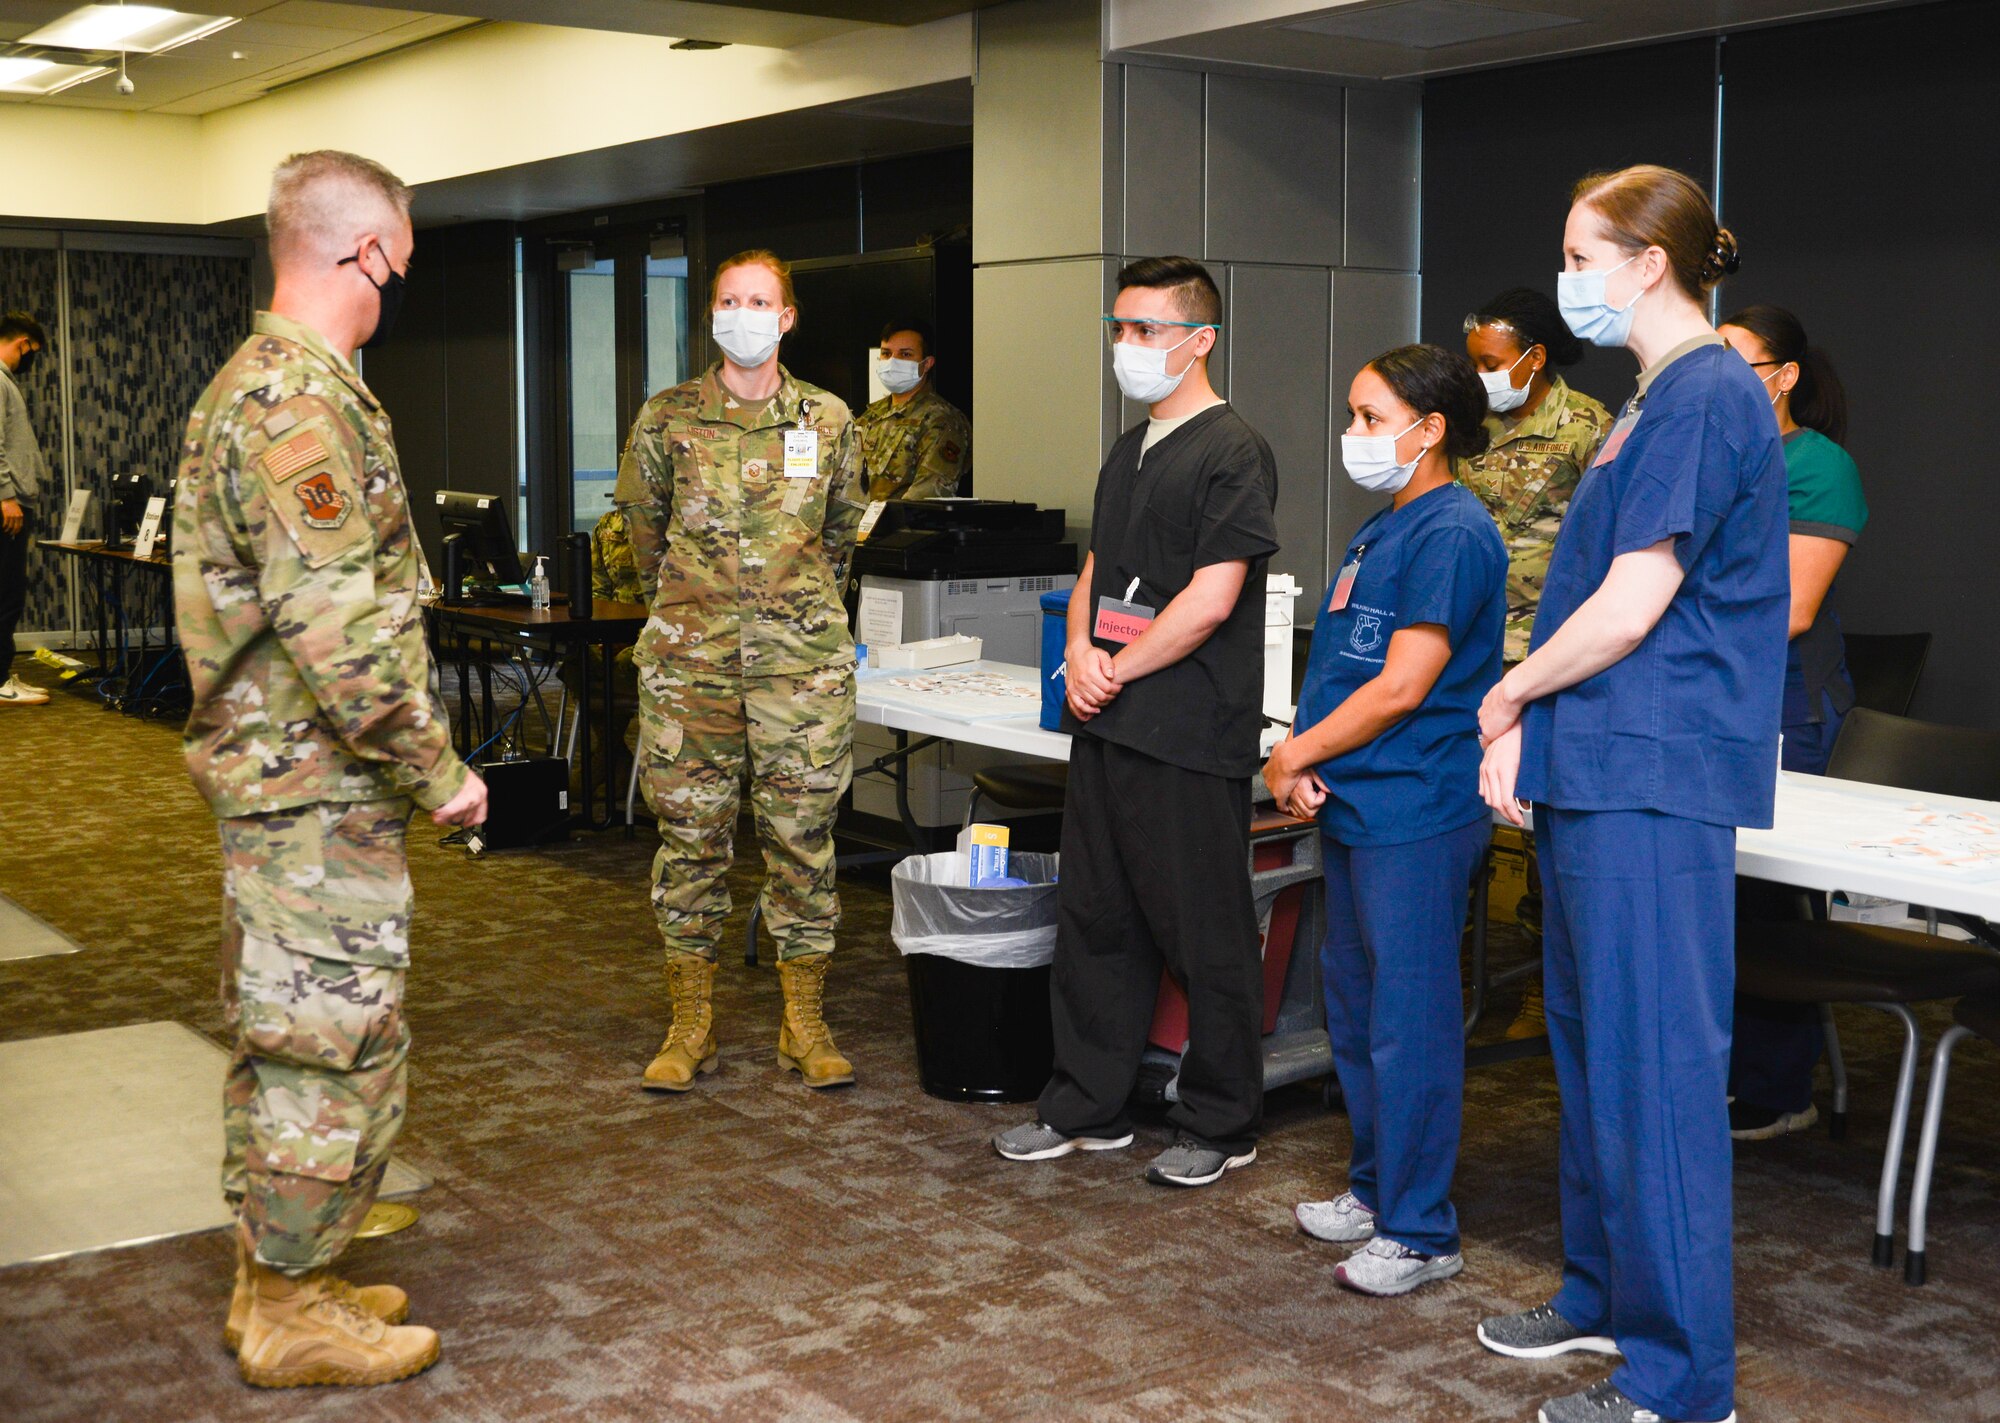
2;654;1997;1423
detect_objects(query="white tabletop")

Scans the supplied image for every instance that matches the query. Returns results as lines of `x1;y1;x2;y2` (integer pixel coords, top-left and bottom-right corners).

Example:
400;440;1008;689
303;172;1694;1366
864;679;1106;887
858;663;2000;923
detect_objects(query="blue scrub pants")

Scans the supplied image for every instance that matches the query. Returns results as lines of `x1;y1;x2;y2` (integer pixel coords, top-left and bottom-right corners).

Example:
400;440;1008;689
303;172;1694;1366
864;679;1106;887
1729;692;1844;1113
1319;816;1488;1257
1540;807;1736;1423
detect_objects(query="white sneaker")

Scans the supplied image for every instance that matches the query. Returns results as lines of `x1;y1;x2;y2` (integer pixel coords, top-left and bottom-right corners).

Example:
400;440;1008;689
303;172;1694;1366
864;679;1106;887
1295;1190;1376;1243
1334;1236;1463;1296
0;676;48;706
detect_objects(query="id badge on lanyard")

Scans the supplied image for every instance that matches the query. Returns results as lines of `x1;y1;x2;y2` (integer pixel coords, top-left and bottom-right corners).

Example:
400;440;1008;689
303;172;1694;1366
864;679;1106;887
1094;576;1155;645
1328;544;1367;612
1591;404;1642;469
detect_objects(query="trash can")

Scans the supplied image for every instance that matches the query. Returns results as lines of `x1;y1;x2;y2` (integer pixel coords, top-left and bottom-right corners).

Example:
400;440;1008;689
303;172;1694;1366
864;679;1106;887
1038;588;1071;731
892;850;1060;1103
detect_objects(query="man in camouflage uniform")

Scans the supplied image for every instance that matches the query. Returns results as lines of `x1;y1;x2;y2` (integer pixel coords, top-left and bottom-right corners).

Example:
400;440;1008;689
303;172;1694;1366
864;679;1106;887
856;318;970;502
174;150;485;1389
616;248;866;1093
590;505;644;603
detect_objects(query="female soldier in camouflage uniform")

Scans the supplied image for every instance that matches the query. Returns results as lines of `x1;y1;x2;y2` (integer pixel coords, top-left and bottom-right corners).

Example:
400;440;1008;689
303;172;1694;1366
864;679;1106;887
614;250;867;1092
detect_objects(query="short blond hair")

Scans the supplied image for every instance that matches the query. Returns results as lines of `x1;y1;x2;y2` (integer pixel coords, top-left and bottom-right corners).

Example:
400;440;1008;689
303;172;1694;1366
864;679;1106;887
267;149;412;268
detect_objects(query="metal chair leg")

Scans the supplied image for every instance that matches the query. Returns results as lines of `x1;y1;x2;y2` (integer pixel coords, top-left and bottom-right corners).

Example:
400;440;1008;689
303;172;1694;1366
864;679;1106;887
1905;1024;1974;1286
1866;1002;1921;1268
625;730;643;828
1821;1003;1849;1140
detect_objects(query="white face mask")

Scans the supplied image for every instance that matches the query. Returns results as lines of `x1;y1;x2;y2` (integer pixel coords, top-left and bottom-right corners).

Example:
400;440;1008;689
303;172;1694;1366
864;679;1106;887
1341;415;1429;494
713;308;783;367
1480;348;1535;414
1556;251;1645;348
1112;325;1206;405
878;356;925;395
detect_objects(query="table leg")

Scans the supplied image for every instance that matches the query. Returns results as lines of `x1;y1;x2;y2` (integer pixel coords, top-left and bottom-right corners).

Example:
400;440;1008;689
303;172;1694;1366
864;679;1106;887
576;634;598;830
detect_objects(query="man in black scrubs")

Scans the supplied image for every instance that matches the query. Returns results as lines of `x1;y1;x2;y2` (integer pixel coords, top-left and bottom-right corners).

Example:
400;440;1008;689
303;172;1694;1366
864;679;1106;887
994;257;1279;1187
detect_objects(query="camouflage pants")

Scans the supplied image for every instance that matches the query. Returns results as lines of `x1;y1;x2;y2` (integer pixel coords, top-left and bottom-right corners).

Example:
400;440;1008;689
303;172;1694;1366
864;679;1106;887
218;799;413;1276
636;659;854;963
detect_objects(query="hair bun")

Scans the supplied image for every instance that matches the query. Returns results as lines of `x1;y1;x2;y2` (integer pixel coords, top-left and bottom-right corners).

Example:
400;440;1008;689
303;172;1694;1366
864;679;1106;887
1702;227;1741;283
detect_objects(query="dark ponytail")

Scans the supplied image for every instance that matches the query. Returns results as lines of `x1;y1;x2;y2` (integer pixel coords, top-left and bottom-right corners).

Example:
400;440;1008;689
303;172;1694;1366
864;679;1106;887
1721;303;1849;445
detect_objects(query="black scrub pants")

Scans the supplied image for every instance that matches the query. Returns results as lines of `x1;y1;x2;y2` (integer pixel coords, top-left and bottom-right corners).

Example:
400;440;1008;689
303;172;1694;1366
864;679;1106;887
1038;736;1264;1155
0;502;31;669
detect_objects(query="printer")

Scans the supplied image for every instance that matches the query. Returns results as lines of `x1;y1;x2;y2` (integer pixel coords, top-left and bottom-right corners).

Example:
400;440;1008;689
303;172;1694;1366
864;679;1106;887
849;498;1078;831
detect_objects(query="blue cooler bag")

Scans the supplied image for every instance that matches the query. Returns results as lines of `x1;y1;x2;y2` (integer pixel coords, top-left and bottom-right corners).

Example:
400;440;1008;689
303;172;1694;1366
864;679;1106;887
1038;588;1071;731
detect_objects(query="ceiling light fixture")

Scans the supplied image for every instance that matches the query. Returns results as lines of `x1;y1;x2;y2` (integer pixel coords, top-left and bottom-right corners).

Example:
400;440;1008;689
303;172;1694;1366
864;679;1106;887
0;55;115;94
670;39;729;51
22;5;238;56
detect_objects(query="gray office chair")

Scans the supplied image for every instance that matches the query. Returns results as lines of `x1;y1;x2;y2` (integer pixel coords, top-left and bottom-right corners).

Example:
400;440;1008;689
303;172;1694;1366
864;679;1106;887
1735;709;2000;1270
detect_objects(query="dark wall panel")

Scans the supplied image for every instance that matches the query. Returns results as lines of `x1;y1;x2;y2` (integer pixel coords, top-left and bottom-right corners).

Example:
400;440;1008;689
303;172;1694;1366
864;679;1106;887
1723;0;2000;726
1421;39;1715;406
365;221;518;561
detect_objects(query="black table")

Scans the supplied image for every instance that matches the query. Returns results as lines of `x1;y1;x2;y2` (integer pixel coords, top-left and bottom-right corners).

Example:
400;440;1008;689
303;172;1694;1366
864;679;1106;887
425;598;649;832
42;540;185;715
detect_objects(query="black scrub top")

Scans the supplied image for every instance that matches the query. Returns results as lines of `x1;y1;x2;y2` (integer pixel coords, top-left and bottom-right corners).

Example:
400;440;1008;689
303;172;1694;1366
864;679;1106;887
1061;403;1280;778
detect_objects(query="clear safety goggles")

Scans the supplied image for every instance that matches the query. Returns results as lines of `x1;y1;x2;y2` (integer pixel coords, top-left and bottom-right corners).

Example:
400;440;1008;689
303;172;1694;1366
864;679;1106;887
1102;315;1219;349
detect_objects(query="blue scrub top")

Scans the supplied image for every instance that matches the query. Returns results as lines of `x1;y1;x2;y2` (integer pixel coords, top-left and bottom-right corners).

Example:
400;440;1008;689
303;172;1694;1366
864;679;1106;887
1295;481;1506;848
1517;340;1789;829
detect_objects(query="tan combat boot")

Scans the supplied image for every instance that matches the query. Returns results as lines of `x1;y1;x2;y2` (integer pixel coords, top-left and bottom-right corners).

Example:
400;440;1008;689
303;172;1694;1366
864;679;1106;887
643;952;720;1090
224;1235;408;1351
1505;980;1547;1040
236;1259;439;1388
776;953;855;1089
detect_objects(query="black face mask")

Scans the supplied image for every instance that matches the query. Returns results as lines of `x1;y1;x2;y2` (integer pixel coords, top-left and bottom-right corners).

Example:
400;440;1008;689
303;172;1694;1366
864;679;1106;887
338;249;407;349
15;347;39;377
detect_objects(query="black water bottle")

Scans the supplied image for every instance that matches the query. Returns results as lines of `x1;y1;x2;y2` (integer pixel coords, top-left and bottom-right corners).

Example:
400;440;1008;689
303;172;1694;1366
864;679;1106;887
567;531;594;619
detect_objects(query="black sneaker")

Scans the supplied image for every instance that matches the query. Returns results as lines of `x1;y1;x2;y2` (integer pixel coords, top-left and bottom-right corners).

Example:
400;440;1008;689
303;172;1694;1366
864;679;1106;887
1476;1302;1619;1359
1539;1377;1735;1423
1145;1137;1256;1187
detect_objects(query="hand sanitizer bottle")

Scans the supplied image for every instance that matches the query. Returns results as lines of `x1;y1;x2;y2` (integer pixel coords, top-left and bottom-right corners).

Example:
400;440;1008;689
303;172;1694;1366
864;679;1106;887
530;555;551;611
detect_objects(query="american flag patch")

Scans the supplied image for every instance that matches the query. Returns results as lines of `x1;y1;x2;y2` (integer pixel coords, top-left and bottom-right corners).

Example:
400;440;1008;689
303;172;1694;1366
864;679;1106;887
262;430;329;482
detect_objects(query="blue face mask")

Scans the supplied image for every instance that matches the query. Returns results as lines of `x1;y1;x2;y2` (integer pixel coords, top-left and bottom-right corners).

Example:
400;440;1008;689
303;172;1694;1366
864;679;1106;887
1557;252;1644;349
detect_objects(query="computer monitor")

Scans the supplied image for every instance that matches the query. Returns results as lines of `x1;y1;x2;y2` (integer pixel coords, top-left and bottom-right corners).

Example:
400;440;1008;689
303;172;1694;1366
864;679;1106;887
434;490;524;588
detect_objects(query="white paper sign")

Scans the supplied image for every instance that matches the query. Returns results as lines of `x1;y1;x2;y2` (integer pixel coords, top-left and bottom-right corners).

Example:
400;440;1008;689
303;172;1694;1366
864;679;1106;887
131;496;168;560
856;499;888;542
59;488;92;545
857;584;904;649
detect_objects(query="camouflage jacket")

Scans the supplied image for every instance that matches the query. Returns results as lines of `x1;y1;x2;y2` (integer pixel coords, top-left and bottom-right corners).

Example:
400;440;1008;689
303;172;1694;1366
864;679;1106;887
591;507;645;603
1456;374;1613;663
173;311;469;819
613;361;864;676
856;384;970;502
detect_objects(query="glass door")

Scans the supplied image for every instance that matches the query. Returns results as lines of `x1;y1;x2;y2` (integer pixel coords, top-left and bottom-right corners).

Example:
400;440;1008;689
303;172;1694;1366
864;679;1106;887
565;254;621;535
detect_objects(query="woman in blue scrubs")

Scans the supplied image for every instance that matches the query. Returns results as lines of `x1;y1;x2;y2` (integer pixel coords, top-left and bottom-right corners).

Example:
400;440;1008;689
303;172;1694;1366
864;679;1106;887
1263;345;1505;1298
1718;305;1867;1141
1474;166;1788;1423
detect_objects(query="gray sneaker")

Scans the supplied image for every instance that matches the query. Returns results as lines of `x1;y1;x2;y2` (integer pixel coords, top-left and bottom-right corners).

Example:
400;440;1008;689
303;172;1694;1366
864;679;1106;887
1145;1137;1256;1187
992;1120;1134;1161
1477;1302;1620;1359
1333;1236;1463;1296
1295;1190;1376;1243
1539;1377;1736;1423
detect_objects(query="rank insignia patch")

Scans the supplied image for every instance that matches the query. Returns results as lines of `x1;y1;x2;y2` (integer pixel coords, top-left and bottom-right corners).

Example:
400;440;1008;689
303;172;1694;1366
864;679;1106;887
263;430;329;483
294;471;351;530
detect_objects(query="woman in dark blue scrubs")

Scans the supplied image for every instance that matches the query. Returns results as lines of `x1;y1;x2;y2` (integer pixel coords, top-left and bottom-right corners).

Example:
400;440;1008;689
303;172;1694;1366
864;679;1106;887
1473;166;1788;1423
1719;305;1867;1141
1263;345;1505;1299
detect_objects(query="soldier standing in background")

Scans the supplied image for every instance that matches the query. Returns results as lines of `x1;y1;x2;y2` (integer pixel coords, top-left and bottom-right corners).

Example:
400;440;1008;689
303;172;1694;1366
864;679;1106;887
856;318;971;501
0;310;52;707
1458;287;1611;1041
174;149;485;1388
616;248;866;1093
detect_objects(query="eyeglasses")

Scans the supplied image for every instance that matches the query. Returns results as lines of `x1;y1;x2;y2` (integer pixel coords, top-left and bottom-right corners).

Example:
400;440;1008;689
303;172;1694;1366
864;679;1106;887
1461;314;1523;337
1102;316;1218;348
